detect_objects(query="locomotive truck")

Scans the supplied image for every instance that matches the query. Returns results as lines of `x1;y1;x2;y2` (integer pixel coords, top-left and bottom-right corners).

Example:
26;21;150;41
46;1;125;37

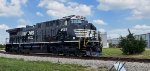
5;15;102;57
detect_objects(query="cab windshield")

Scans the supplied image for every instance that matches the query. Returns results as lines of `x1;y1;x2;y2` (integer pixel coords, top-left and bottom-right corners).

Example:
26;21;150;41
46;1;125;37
71;19;82;23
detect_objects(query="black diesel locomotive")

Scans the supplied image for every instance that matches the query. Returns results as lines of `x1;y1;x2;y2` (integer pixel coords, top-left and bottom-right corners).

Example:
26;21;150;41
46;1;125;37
5;15;102;57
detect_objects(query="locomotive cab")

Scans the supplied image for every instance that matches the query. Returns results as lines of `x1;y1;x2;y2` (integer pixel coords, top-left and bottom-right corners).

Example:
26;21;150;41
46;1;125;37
62;15;102;56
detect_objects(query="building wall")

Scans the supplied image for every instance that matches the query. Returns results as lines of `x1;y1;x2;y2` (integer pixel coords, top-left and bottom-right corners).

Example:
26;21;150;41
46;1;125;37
145;34;149;48
135;33;150;48
100;32;109;48
147;33;150;48
108;33;150;48
107;38;120;47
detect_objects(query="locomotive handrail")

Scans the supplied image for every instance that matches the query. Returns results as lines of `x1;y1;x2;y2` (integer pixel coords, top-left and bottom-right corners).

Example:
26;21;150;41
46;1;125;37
6;40;100;45
78;38;81;49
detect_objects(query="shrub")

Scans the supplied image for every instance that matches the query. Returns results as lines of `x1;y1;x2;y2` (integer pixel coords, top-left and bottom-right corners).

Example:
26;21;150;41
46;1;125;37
119;29;146;55
0;44;5;49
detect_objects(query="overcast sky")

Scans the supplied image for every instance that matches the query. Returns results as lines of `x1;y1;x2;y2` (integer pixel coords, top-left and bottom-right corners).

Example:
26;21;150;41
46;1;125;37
0;0;150;44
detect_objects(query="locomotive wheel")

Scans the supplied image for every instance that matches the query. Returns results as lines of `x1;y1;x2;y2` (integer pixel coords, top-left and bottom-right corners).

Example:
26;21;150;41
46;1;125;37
62;48;68;56
18;49;23;54
74;50;80;57
5;47;10;52
52;47;58;55
47;47;51;53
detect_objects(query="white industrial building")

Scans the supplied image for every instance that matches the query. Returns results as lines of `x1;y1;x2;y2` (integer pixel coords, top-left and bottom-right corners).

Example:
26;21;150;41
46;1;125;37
134;33;150;48
108;33;150;48
107;38;120;47
100;32;109;48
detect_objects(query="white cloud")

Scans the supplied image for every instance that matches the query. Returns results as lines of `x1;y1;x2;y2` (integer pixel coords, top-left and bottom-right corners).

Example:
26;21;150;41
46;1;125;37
108;29;127;38
98;28;106;33
0;30;9;44
38;0;92;18
132;24;150;35
108;24;150;38
36;12;43;16
0;24;9;30
0;0;27;17
0;24;10;44
97;0;150;19
93;19;106;25
134;25;150;30
17;19;27;28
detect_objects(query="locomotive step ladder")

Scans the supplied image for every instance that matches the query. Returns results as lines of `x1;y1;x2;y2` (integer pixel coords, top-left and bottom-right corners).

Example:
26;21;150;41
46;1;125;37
80;46;87;56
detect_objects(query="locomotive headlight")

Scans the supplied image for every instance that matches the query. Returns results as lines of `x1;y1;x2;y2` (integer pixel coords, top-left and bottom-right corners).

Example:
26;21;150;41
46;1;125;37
73;37;75;39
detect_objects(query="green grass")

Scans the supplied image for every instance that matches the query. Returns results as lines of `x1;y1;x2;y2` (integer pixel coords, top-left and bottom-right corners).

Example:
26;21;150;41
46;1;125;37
0;44;5;50
0;47;5;50
102;48;150;59
0;57;108;71
102;48;123;57
0;57;87;71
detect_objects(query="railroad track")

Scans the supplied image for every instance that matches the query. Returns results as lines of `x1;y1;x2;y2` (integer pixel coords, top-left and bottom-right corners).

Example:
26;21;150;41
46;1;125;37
0;50;150;63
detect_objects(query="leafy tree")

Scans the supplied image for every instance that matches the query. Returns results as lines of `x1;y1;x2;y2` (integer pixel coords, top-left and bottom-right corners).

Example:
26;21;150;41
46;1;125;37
119;29;146;55
109;43;113;48
0;44;5;49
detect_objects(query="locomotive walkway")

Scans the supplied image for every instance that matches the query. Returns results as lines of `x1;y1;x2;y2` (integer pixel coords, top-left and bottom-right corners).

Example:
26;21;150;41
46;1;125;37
0;51;150;71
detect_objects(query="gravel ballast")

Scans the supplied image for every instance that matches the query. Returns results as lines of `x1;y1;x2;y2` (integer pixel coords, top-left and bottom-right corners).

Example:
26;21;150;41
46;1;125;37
0;53;150;71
